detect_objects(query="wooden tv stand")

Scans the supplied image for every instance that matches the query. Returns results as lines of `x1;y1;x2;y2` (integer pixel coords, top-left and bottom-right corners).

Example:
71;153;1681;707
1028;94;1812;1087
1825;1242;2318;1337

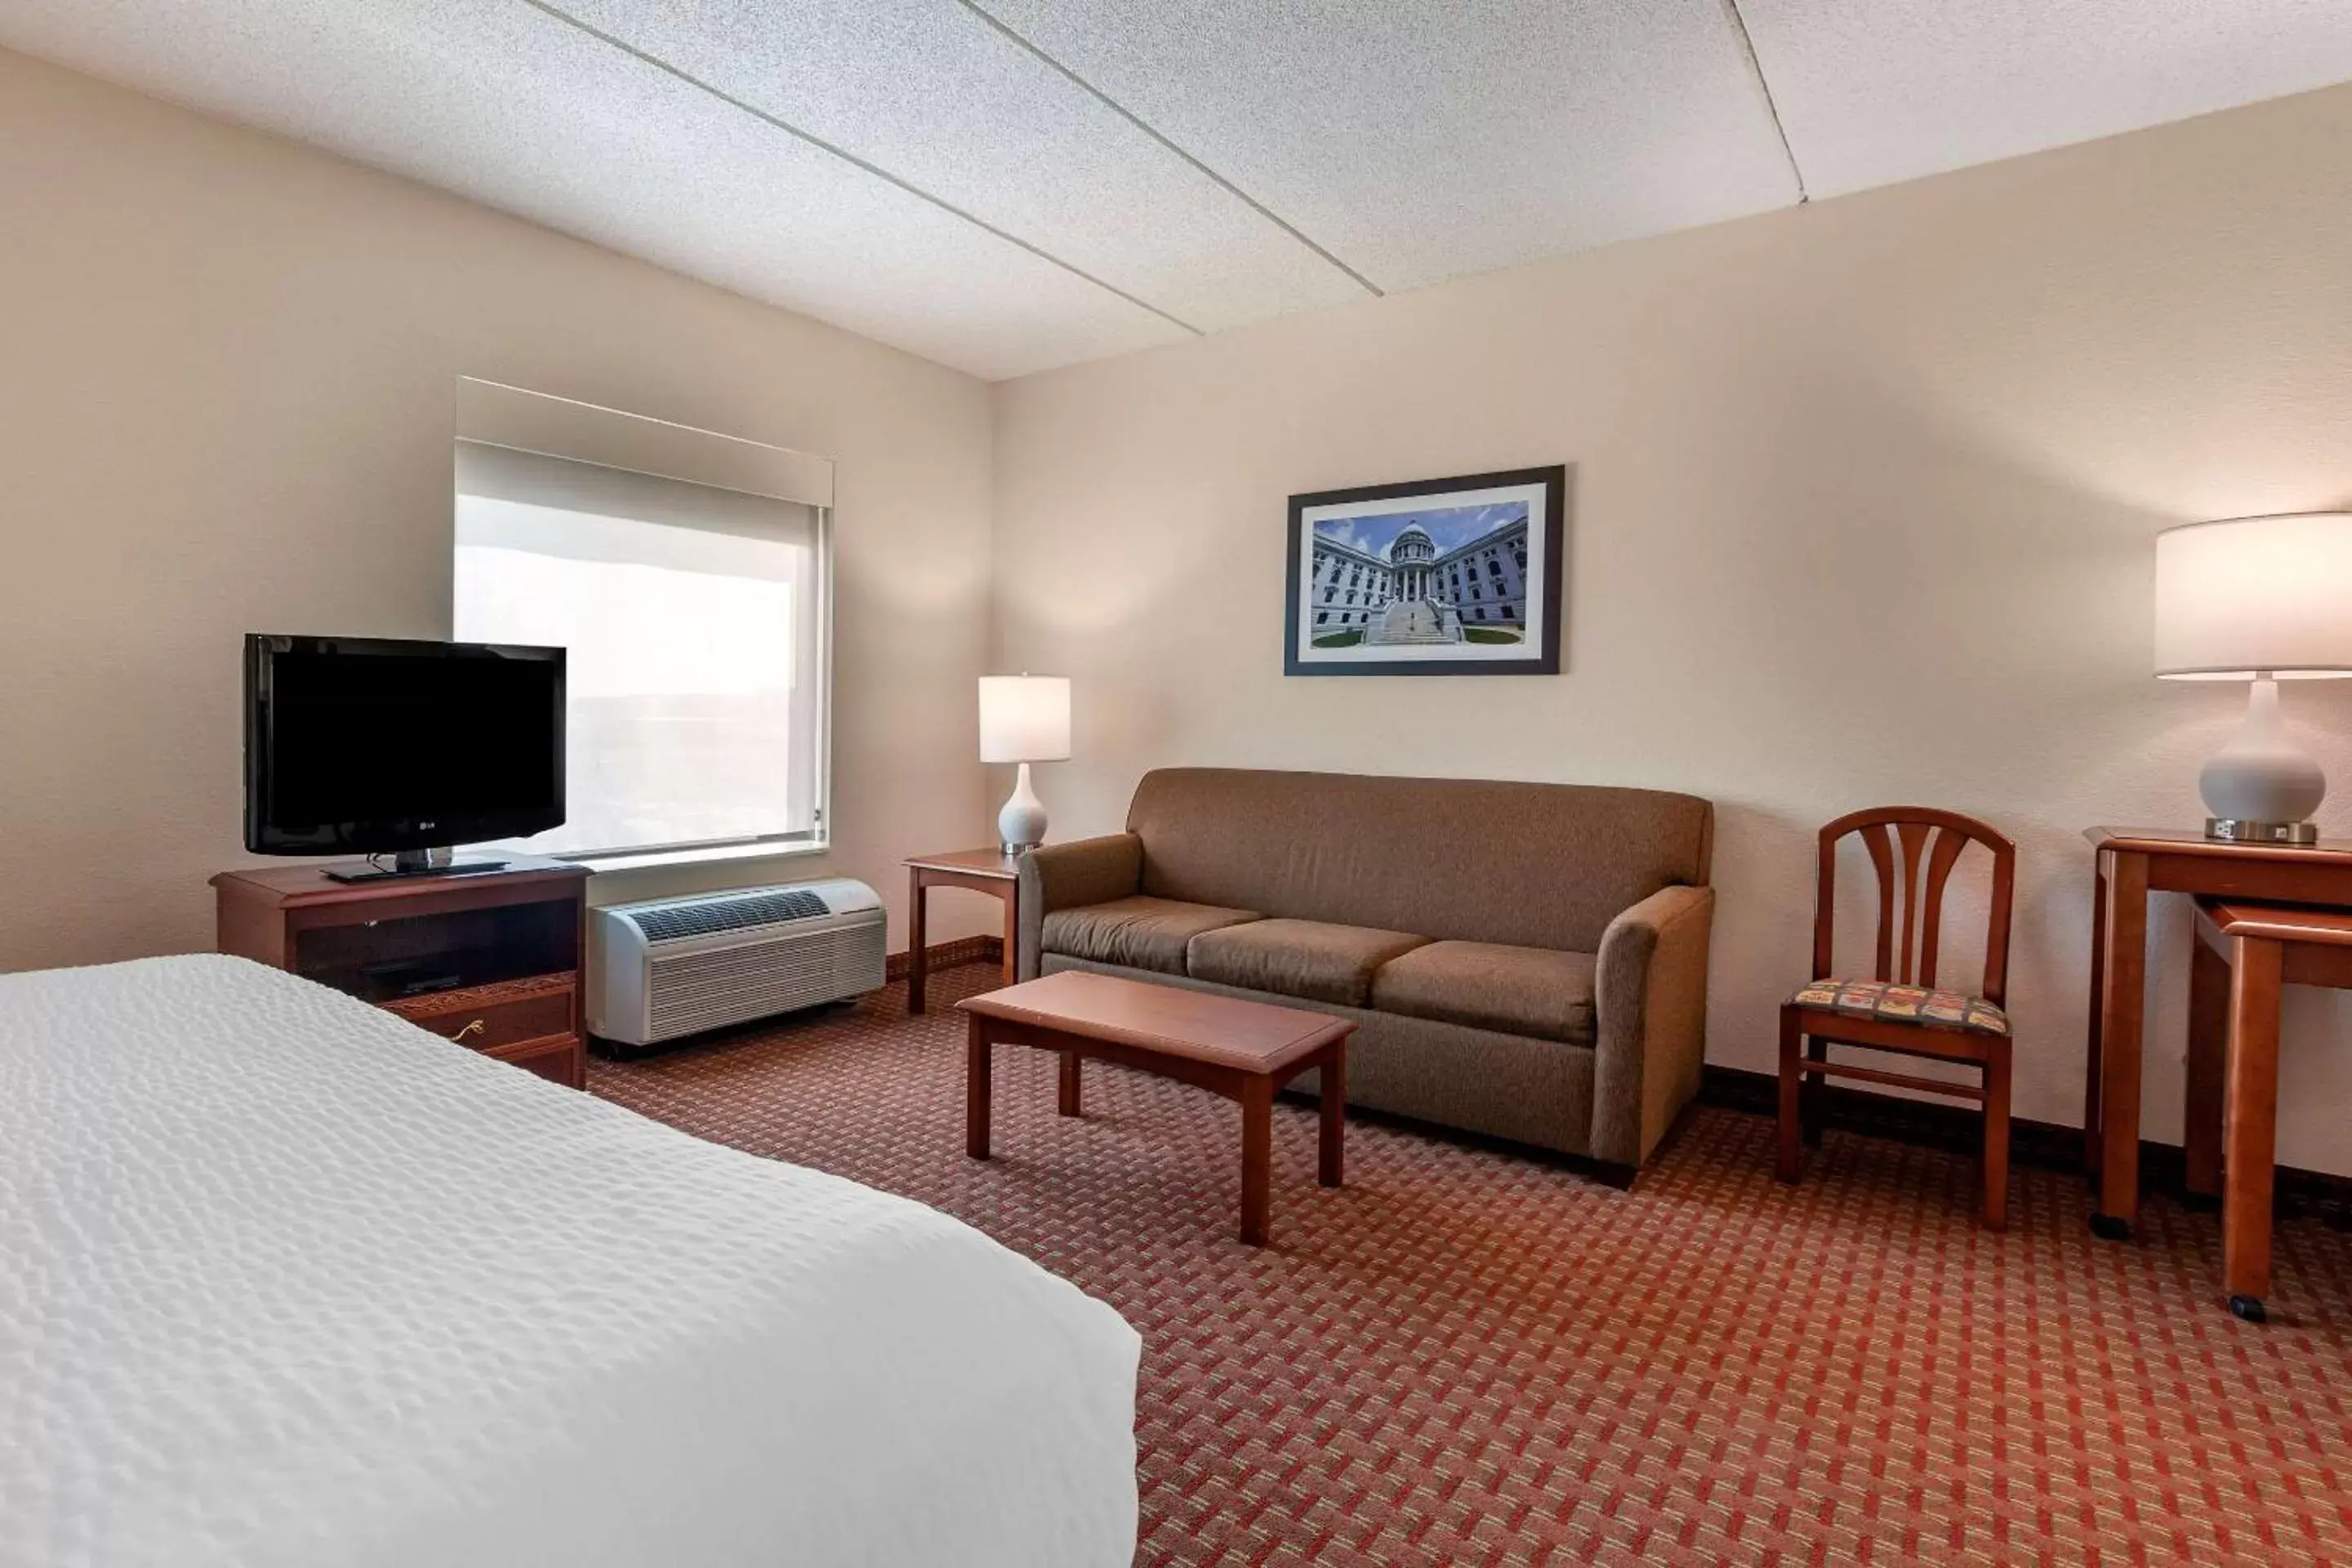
212;856;590;1088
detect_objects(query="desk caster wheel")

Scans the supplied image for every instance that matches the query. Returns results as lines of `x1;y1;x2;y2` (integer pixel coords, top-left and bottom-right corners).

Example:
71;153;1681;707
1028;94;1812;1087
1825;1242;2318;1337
2088;1212;2132;1242
2227;1294;2267;1324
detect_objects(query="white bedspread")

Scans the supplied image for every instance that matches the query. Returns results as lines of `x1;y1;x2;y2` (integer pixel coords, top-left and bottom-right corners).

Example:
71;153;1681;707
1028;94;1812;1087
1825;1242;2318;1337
0;955;1139;1567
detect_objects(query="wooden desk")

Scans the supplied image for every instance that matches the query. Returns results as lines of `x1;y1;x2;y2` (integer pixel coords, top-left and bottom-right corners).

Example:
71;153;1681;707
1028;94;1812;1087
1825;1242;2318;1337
903;848;1021;1013
2185;898;2352;1321
2084;827;2352;1241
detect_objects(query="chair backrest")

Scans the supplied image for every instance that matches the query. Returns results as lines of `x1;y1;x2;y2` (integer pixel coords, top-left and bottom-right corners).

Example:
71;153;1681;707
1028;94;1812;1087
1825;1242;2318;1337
1812;807;2016;1004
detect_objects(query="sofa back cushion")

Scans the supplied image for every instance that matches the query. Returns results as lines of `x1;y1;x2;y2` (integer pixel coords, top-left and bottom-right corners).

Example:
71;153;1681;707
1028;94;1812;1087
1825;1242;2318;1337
1125;768;1713;954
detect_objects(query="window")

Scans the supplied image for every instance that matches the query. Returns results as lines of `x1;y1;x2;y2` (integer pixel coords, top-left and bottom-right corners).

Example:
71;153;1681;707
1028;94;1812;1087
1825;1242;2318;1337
452;406;831;863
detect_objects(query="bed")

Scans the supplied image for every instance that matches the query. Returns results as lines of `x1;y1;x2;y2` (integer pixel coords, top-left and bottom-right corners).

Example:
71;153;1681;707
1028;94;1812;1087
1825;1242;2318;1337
1;954;1140;1567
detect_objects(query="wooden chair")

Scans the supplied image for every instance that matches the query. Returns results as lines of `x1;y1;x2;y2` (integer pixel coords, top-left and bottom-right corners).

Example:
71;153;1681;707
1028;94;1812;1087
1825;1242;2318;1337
1777;807;2018;1228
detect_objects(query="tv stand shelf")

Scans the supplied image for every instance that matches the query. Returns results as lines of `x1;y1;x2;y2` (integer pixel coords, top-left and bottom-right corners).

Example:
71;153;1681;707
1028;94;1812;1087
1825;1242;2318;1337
212;855;590;1088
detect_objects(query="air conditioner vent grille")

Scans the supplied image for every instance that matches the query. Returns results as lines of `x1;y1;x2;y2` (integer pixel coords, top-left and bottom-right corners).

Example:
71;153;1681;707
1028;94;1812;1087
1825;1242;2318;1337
646;924;884;1038
629;889;829;943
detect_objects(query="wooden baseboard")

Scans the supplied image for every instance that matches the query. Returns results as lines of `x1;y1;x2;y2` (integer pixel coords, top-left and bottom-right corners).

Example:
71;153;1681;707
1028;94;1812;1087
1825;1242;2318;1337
1699;1063;2352;1226
884;936;1003;982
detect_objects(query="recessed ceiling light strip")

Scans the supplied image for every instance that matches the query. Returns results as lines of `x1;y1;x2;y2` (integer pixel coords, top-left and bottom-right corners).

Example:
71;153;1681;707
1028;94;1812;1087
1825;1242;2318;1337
955;0;1384;298
513;0;1206;336
1722;0;1808;203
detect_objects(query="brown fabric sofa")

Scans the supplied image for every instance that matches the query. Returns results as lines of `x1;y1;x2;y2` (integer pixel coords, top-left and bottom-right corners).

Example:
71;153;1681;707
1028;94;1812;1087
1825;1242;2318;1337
1016;768;1715;1175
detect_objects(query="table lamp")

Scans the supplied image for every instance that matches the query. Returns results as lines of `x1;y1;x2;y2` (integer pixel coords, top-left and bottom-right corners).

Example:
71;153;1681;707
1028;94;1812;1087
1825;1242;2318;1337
979;675;1071;853
2154;512;2352;843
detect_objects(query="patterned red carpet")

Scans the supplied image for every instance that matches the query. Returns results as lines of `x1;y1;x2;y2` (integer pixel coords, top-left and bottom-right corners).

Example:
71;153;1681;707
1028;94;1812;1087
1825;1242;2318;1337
591;963;2352;1566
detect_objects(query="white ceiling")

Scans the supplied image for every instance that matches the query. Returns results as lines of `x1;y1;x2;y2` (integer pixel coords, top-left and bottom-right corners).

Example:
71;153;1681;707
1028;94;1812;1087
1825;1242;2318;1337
1740;0;2352;198
5;1;2350;380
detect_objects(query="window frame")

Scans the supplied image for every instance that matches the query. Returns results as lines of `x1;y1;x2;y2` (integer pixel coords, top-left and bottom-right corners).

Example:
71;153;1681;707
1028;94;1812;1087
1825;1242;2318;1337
452;380;835;870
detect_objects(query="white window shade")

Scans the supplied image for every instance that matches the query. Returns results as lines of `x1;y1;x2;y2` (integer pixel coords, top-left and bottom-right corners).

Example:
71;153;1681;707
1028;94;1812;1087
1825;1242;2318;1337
455;440;827;859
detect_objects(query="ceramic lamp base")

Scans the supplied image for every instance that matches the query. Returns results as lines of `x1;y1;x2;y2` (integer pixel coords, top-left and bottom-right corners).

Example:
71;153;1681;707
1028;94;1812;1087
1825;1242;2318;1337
997;761;1048;853
2198;678;2324;842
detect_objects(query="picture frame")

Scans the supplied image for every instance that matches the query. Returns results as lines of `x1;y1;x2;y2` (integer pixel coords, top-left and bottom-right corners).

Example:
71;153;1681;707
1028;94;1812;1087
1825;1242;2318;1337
1283;465;1566;676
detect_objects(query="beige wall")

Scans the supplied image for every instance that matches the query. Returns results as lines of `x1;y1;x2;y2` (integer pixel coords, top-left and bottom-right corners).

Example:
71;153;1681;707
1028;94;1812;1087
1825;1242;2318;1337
14;42;2352;1171
992;83;2352;1172
0;48;1001;969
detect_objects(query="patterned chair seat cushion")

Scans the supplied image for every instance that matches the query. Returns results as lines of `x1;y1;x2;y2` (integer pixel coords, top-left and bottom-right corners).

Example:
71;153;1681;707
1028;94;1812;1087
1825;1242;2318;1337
1788;978;2009;1036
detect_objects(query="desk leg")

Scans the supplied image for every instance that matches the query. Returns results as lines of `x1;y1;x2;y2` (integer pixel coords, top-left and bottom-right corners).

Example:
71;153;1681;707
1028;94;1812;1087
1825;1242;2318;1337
2083;853;2108;1177
2185;929;2230;1203
2222;936;2281;1322
964;1015;993;1159
908;867;930;1015
2093;851;2147;1239
1239;1076;1273;1245
1058;1052;1082;1116
1000;880;1020;987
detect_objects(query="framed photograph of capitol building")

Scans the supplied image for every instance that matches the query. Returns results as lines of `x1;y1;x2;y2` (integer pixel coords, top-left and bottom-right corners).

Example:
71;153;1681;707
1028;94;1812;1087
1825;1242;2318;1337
1284;465;1566;677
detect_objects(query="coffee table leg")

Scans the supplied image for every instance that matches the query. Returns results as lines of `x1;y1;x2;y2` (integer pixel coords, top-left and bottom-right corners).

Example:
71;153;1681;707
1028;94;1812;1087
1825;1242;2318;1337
1058;1051;1082;1117
1240;1076;1272;1245
1318;1046;1345;1188
965;1014;992;1160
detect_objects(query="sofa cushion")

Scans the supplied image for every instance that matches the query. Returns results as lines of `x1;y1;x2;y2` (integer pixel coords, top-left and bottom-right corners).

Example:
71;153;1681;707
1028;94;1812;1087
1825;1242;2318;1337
1186;919;1428;1008
1370;940;1598;1045
1040;897;1261;976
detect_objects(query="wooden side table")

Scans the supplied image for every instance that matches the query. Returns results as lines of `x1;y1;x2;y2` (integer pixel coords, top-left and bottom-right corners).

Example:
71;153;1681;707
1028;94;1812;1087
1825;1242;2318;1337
903;848;1020;1014
2184;898;2352;1321
2084;826;2352;1241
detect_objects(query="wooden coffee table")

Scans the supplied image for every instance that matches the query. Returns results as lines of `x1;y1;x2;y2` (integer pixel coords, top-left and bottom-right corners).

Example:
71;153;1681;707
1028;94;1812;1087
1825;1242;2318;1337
957;970;1353;1245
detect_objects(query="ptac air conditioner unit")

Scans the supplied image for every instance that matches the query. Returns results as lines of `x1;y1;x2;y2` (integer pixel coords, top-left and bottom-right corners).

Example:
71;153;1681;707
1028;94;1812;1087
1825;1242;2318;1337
589;878;886;1049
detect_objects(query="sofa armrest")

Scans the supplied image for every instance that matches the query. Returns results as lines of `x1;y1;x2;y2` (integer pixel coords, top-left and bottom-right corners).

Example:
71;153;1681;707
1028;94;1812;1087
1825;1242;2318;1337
1015;833;1145;980
1590;884;1716;1168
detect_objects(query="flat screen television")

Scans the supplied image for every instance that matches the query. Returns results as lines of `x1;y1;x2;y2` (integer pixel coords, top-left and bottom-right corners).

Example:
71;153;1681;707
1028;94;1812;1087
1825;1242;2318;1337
244;634;565;875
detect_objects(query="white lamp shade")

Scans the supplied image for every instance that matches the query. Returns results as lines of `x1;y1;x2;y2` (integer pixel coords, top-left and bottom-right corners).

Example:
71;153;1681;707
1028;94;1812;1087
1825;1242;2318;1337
978;675;1071;763
2154;513;2352;680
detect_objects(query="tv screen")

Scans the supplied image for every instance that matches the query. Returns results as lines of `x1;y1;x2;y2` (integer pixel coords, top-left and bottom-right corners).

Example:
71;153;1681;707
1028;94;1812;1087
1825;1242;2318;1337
244;635;565;857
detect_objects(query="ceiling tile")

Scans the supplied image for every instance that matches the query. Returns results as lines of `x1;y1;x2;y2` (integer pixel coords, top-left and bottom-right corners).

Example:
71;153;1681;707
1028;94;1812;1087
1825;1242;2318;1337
0;0;1186;378
1740;0;2352;198
549;0;1373;332
972;0;1802;292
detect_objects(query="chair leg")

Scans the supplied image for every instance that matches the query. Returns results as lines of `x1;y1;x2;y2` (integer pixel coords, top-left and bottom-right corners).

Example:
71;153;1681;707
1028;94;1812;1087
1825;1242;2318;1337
1776;1007;1803;1183
1981;1042;2012;1232
1802;1033;1829;1146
